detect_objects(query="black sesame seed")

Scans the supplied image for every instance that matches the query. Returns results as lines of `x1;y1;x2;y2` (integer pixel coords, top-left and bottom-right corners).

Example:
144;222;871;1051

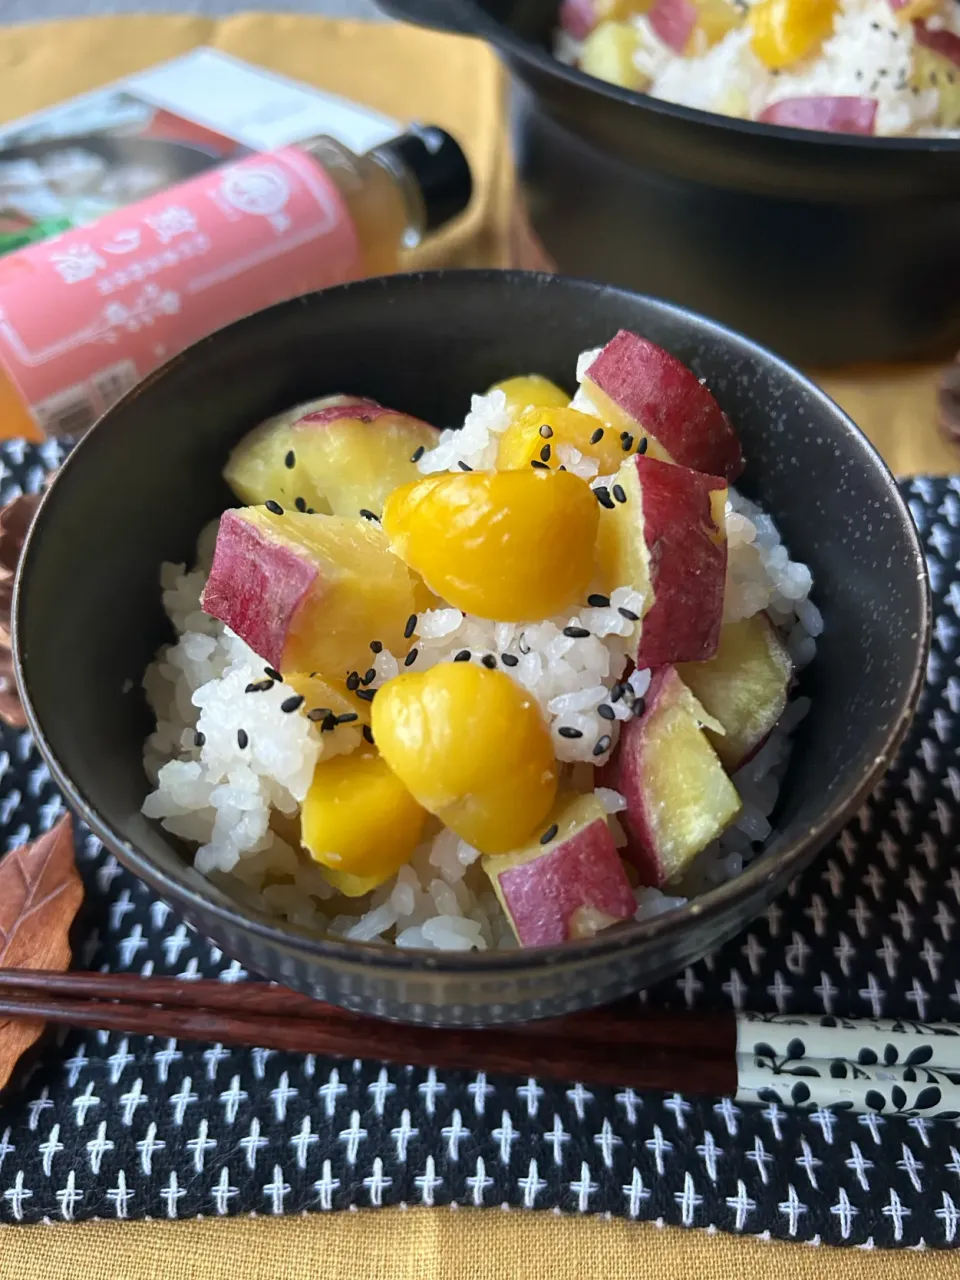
194;730;205;748
245;678;273;693
265;667;283;682
539;823;559;845
518;633;530;655
237;728;249;749
370;640;383;654
563;625;590;639
359;509;379;522
356;688;377;702
404;613;418;640
307;707;331;722
587;593;610;608
539;424;554;439
281;694;304;713
619;606;640;621
637;437;648;455
540;443;552;463
321;712;338;732
620;432;634;452
454;649;471;662
404;648;419;667
612;484;627;504
284;450;296;469
362;668;377;685
295;497;307;513
559;465;567;472
336;712;359;724
633;696;647;718
530;459;549;469
265;499;283;515
307;508;317;515
458;461;473;471
558;726;583;739
501;653;519;667
363;724;375;744
410;445;425;463
481;654;497;669
590;427;604;444
598;704;616;721
593;735;612;757
610;683;624;703
594;487;615;510
346;671;360;691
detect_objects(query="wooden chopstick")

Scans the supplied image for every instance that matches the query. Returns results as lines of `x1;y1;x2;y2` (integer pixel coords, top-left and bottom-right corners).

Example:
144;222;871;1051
0;971;737;1094
0;969;734;1052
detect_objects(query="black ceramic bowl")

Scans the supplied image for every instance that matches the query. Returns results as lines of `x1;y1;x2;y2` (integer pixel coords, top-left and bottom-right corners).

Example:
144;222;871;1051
14;271;929;1026
381;0;960;367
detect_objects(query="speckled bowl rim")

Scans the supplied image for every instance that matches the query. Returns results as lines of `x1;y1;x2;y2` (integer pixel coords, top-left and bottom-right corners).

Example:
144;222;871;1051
13;269;932;981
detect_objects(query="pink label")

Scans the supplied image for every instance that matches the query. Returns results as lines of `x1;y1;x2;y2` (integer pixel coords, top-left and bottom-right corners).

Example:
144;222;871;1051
0;147;363;436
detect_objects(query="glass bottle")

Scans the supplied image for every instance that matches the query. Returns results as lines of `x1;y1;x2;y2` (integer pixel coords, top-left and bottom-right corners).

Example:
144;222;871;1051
0;125;471;440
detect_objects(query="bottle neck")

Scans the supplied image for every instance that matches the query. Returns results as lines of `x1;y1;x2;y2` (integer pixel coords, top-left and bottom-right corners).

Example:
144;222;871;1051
367;143;429;251
298;135;427;275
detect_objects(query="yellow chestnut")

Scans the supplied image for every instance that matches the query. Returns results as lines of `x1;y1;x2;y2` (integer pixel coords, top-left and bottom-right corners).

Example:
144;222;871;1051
381;468;600;622
371;662;558;855
300;749;427;894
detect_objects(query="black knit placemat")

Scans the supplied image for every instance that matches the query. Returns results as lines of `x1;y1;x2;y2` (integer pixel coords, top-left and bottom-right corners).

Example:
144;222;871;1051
0;442;958;1248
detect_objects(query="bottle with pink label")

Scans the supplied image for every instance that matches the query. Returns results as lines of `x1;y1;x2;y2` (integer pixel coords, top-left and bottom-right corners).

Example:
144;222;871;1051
0;125;471;441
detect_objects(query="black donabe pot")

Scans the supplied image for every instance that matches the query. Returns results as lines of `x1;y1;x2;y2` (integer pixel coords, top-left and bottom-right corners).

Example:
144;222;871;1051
14;272;928;1026
380;0;960;367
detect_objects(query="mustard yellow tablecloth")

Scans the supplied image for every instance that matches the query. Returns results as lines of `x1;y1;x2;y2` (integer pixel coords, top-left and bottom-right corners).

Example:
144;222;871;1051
0;14;955;1278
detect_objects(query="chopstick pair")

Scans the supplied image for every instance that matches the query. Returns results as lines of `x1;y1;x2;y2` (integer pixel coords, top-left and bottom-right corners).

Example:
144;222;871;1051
0;970;737;1095
1;968;959;1118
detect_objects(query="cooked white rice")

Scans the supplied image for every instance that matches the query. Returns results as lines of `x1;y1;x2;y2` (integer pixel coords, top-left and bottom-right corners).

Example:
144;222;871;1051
557;0;960;138
141;358;820;950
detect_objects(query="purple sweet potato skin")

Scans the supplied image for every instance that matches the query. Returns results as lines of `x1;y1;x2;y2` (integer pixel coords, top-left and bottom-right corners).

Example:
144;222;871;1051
496;818;635;946
201;509;315;670
598;667;674;886
585;330;743;481
633;456;727;669
296;401;437;433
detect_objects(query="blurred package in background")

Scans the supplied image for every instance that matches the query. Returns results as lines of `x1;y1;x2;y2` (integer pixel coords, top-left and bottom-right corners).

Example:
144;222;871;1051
0;49;472;440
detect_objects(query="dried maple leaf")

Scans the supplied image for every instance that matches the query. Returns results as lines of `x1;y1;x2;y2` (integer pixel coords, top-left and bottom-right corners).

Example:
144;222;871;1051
0;814;82;1092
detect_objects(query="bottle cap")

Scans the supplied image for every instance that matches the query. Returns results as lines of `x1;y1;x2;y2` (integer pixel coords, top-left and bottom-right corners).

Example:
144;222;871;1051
376;126;473;232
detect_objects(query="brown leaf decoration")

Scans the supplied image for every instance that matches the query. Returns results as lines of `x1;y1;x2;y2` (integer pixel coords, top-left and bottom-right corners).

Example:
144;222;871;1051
0;814;82;1092
0;489;44;728
940;355;960;447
